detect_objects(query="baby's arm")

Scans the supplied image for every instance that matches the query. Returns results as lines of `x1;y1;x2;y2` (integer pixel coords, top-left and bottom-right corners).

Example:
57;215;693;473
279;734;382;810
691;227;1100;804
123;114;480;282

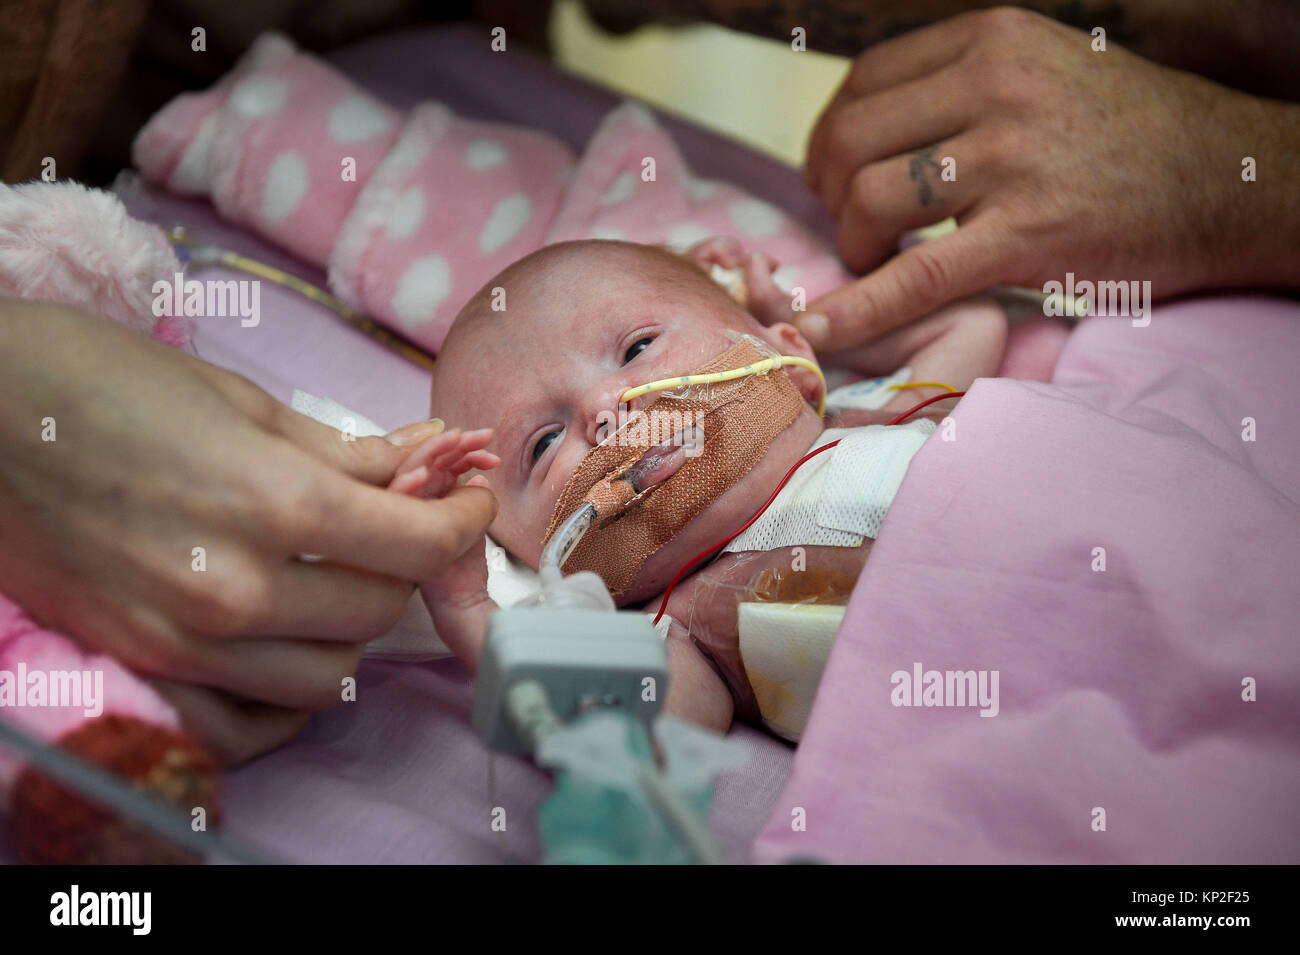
421;542;734;731
389;428;499;671
654;541;870;731
662;623;735;733
823;297;1007;415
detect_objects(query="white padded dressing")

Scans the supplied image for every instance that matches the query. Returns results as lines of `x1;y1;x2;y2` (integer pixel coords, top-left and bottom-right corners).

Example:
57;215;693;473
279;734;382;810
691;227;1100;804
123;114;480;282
723;418;935;554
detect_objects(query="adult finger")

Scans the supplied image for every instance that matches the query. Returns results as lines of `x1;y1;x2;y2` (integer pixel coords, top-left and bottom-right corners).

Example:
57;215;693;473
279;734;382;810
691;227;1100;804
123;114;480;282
180;635;365;710
840;12;981;98
150;679;311;767
834;134;982;272
268;403;445;486
810;71;971;215
798;212;1011;351
248;559;413;642
192;358;443;485
806;14;979;189
289;481;499;581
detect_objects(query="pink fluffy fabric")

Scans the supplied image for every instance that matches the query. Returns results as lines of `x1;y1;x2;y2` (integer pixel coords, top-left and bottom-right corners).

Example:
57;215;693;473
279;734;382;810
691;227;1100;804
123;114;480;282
0;598;181;800
0;179;194;801
0;179;194;349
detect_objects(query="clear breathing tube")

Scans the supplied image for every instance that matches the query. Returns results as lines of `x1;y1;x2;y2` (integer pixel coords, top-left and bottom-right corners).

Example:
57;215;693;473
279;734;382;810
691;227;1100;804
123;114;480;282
541;502;598;581
539;437;691;579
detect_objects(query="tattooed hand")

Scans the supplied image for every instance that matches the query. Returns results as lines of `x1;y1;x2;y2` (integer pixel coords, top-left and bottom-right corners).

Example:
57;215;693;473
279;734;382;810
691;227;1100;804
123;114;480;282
798;7;1300;353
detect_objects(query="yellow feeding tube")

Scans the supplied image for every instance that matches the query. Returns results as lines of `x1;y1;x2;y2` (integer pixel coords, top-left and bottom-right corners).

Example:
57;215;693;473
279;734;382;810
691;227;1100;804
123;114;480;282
619;355;828;416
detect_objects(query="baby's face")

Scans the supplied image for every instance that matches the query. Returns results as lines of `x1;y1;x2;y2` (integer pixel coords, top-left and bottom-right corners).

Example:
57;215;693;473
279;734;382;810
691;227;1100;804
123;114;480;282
431;240;823;602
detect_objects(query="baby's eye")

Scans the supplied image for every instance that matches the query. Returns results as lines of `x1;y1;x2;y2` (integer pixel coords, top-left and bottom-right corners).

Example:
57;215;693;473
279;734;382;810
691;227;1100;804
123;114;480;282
623;337;655;365
531;429;561;467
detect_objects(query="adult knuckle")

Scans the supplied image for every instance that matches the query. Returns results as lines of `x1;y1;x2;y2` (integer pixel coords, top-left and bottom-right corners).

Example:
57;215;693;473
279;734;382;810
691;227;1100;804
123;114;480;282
965;54;1020;110
188;562;272;635
231;460;307;535
904;244;956;304
275;471;335;540
822;115;858;172
980;5;1038;36
978;121;1027;167
848;165;887;216
307;646;364;710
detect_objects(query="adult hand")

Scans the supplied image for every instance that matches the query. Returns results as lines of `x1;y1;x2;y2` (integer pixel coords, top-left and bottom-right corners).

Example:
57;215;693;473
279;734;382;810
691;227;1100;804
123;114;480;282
0;299;497;723
800;6;1300;353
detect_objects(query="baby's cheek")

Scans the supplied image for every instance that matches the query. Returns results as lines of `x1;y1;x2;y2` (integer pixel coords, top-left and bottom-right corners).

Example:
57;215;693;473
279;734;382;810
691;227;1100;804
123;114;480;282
487;502;546;572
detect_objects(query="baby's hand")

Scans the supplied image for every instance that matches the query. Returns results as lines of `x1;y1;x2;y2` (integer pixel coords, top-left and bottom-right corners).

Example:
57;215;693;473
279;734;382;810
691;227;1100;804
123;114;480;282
386;427;499;499
685;235;792;327
387;426;498;670
417;531;495;670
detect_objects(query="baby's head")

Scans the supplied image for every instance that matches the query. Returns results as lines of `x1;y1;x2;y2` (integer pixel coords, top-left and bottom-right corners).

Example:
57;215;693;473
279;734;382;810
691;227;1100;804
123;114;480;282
431;239;824;603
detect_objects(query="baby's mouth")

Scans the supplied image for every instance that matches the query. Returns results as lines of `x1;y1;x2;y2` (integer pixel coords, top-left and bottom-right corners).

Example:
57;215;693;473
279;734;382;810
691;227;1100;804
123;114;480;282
620;440;687;495
598;404;722;511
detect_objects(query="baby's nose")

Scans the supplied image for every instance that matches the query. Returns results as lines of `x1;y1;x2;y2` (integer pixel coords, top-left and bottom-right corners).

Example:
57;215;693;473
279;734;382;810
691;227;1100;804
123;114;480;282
586;403;622;447
584;382;641;447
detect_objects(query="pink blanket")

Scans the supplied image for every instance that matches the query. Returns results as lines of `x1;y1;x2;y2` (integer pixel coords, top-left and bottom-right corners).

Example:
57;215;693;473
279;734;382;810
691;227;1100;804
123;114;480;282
755;294;1300;863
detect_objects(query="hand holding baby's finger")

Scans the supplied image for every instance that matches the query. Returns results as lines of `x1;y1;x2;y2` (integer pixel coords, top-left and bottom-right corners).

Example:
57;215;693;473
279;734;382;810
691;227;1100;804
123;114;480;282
388;427;499;499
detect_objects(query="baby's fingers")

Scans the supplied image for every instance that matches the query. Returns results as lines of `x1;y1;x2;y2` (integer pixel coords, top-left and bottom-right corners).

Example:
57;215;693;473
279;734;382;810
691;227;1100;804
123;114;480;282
389;454;498;499
432;444;499;473
686;235;745;271
461;450;500;472
392;428;493;478
392;429;463;481
388;466;433;496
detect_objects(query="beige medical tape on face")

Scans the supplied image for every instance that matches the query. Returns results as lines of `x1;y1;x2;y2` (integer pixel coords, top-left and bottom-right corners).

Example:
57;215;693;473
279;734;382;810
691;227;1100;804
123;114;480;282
541;336;808;596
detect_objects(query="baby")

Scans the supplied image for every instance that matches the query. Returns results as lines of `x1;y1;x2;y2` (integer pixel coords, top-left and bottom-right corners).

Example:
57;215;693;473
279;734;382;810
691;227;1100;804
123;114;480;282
406;237;1005;736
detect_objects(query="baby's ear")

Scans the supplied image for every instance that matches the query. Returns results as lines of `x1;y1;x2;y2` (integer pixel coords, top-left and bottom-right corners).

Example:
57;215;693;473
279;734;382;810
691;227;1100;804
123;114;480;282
761;322;823;408
761;321;815;362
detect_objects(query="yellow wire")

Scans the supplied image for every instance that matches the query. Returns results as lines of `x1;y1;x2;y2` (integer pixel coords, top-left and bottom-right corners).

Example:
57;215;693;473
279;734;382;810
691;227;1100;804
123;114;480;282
619;354;828;416
888;381;958;393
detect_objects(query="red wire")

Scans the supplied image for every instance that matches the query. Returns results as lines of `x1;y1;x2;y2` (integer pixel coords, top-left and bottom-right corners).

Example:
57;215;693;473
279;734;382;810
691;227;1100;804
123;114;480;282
883;390;965;425
651;390;965;624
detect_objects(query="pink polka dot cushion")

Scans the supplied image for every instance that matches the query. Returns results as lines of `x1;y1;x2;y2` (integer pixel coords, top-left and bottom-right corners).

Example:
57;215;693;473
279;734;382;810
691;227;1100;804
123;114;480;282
545;100;853;306
133;32;854;353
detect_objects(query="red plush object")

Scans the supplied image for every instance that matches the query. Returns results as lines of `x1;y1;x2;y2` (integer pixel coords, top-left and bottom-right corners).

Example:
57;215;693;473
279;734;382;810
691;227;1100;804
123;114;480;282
10;715;220;864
